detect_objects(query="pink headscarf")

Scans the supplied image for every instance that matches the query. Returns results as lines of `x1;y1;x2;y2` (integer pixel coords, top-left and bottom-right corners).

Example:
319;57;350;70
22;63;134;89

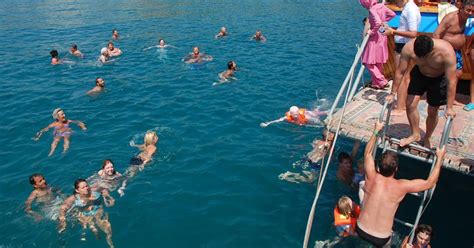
359;0;377;9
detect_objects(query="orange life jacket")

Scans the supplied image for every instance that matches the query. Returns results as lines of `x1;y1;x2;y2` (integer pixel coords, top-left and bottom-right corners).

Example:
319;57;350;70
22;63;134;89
333;204;360;237
285;108;308;125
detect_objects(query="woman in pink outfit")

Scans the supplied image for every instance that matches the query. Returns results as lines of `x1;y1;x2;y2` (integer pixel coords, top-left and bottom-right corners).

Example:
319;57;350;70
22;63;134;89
360;0;396;89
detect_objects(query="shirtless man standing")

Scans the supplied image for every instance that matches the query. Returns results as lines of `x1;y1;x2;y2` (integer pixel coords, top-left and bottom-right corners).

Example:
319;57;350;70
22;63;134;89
356;121;445;247
388;35;457;148
433;0;474;78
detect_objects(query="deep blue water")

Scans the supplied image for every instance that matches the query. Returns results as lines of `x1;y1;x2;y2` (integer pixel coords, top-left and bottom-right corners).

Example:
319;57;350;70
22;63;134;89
0;0;472;247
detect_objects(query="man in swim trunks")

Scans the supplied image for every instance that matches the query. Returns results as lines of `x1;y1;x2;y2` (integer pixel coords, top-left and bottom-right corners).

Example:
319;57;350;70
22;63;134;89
357;121;445;248
388;35;457;148
433;1;474;78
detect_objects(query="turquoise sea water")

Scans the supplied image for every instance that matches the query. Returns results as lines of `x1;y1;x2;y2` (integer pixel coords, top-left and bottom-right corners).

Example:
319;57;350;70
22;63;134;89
0;0;473;247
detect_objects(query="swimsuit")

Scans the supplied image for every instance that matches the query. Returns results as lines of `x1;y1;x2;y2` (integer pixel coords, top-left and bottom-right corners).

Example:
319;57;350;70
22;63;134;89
408;65;447;107
455;49;463;70
356;224;391;248
53;122;72;137
130;156;145;166
73;192;101;216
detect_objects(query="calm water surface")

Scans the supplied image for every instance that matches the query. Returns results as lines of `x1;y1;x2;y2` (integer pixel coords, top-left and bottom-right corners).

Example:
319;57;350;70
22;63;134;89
0;0;472;247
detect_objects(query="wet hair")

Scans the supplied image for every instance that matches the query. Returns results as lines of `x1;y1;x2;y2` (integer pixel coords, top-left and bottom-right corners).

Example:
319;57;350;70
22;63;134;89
102;159;117;174
108;41;114;46
29;173;43;185
144;131;158;146
50;50;58;58
337;195;354;217
96;77;104;86
415;224;434;238
377;151;398;177
338;152;352;164
414;35;433;58
71;44;77;50
112;29;117;33
159;39;164;43
462;0;474;7
362;17;368;25
73;178;87;195
227;61;234;69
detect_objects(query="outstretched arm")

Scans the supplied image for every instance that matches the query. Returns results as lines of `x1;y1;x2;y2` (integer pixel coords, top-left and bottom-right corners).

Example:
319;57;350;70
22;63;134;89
70;120;87;130
33;123;54;141
401;146;446;193
364;121;384;179
260;117;286;128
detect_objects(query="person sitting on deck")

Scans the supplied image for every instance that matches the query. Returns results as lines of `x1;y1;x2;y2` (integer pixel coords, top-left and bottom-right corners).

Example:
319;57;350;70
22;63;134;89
433;0;474;107
401;224;433;248
387;35;457;148
260;106;327;127
384;0;421;115
356;120;446;248
334;195;360;237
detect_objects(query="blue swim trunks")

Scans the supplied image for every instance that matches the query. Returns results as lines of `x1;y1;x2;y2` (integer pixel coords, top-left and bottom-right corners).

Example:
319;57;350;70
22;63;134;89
455;49;463;70
307;159;321;170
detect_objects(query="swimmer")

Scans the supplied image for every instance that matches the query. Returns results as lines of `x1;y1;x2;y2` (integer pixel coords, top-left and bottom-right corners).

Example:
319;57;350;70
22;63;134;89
89;159;123;192
112;29;119;40
334;195;360;237
87;77;105;95
107;42;122;57
33;108;87;156
215;26;228;39
144;38;172;50
251;30;267;42
217;60;238;82
25;173;63;221
118;131;159;197
50;50;60;65
260;106;326;127
99;47;110;63
184;46;213;64
401;224;433;248
58;179;114;248
70;44;84;58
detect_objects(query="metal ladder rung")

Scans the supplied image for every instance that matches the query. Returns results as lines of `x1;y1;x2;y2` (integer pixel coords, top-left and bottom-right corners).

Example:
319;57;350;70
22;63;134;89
394;218;414;228
384;146;434;163
388;138;435;154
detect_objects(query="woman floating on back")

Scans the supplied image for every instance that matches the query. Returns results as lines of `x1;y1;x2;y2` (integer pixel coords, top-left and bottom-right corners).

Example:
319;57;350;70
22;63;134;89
33;108;87;156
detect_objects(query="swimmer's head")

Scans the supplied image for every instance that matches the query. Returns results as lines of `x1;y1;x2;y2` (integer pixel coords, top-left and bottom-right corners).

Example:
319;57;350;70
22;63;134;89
52;108;65;120
159;39;165;46
338;152;352;168
256;30;261;37
102;159;117;176
144;131;159;146
460;1;474;18
414;35;433;58
50;50;59;58
227;60;236;70
289;106;300;118
112;29;118;35
70;44;78;52
415;224;433;247
101;47;108;55
96;77;105;87
29;173;47;189
337;195;354;217
193;47;200;55
377;151;398;177
108;42;115;50
221;27;227;33
73;178;90;195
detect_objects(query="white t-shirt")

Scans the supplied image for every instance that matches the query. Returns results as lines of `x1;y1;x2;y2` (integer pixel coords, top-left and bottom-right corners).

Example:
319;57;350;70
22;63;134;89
395;0;421;44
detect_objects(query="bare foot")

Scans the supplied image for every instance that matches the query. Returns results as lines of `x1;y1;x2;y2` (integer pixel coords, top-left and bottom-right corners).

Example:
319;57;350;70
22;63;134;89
453;100;464;106
399;134;421;147
423;138;432;149
391;109;406;116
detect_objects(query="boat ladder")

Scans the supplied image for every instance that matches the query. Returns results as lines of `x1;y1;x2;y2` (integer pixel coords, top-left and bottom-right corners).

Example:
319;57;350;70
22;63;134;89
375;101;453;244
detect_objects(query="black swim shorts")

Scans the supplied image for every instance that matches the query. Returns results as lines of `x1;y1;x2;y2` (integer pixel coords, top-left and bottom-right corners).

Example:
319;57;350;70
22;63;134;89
356;224;391;248
408;65;447;107
394;43;405;54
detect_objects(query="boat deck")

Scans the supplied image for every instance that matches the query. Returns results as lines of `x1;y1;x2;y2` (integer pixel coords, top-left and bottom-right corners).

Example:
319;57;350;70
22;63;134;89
325;86;474;176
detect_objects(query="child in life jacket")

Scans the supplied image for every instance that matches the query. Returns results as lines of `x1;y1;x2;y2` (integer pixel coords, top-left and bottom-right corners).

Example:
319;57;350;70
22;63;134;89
334;195;360;237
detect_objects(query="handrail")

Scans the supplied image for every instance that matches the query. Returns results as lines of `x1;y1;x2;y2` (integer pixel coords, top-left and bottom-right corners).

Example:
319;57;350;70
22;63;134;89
408;116;453;244
327;34;369;124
